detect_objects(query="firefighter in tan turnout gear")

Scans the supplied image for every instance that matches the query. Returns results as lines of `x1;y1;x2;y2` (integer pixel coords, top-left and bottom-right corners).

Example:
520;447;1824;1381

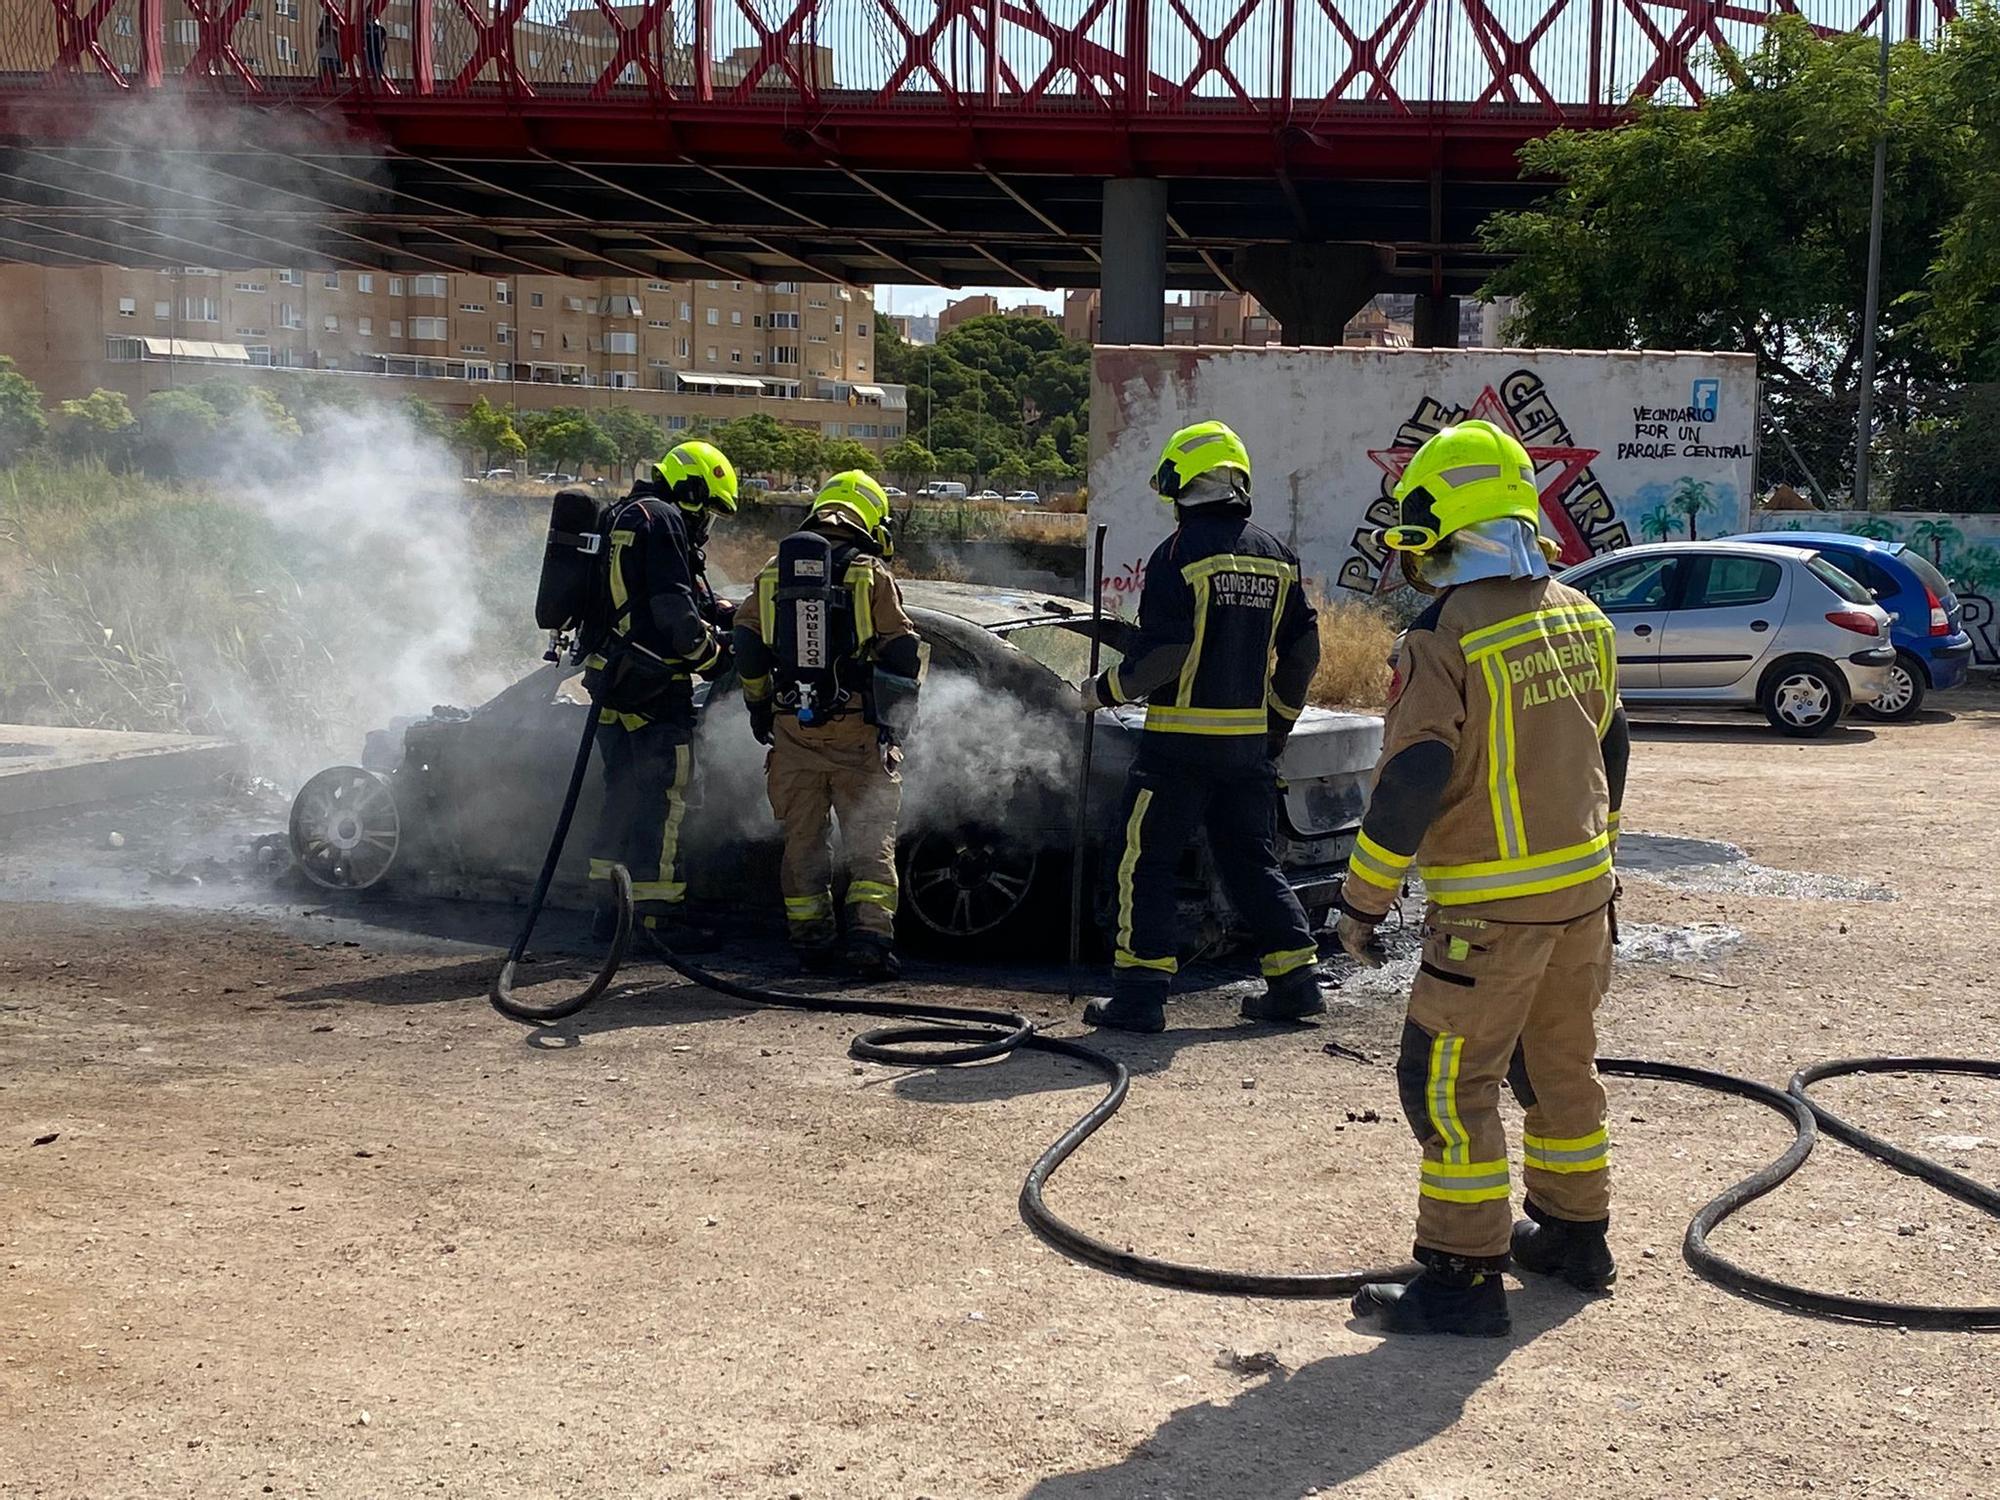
1341;419;1632;1338
733;472;922;979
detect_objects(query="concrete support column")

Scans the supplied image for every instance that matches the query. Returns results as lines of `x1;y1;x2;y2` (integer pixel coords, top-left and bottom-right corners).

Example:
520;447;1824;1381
1228;242;1393;347
1413;293;1463;349
1099;178;1168;345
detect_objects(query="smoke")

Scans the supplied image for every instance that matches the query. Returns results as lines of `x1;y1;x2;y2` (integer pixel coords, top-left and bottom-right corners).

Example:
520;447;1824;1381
901;670;1074;829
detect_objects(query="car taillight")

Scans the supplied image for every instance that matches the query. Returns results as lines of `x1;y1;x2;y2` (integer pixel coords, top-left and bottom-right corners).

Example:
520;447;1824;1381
1925;585;1950;635
1826;610;1882;637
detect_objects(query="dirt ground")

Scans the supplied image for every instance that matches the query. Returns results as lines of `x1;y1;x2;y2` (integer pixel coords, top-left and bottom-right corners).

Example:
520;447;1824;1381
5;692;2000;1500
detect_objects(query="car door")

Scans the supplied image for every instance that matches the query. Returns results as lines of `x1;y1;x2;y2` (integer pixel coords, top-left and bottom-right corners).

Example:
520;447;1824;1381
1568;553;1684;691
1656;553;1789;690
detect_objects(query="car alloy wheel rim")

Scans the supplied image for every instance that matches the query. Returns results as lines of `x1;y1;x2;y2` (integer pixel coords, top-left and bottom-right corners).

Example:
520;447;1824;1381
289;766;400;890
1776;674;1832;727
1877;664;1915;715
903;829;1037;937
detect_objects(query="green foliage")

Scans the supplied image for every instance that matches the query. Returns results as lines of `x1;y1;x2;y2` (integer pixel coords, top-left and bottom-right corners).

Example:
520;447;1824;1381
881;437;936;483
0;355;48;462
457;396;526;469
56;388;135;466
399;396;454;446
597;405;669;473
877;313;1089;480
1928;5;2000;375
822;437;881;476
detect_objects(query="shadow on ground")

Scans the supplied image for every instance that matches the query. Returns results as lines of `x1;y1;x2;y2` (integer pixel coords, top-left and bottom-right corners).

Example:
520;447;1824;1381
1024;1291;1585;1499
1628;718;1877;746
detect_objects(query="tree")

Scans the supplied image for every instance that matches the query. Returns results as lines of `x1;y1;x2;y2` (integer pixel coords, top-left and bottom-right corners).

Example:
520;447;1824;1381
1028;433;1071;483
881;437;937;486
991;454;1032;486
934;446;978;479
708;413;795;478
0;355;47;463
1907;516;1965;565
779;427;831;488
457;396;526;471
1480;19;1971;494
399;396;455;448
597;404;668;472
135;388;220;477
56;388;136;466
535;414;618;473
823;437;882;477
1927;5;2000;376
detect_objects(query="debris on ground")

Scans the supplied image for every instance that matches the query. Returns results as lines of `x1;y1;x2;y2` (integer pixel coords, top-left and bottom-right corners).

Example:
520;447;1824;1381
1216;1348;1284;1377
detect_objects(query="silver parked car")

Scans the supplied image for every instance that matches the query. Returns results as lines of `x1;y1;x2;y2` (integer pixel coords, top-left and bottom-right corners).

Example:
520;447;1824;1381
1559;541;1895;736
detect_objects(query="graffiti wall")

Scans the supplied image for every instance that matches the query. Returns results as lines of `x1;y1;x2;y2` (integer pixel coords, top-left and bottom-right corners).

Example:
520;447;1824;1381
1750;510;2000;667
1087;345;1758;612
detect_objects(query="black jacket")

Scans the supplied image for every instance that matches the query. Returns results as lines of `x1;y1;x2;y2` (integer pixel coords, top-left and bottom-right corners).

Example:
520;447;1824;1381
1094;507;1319;769
584;496;724;724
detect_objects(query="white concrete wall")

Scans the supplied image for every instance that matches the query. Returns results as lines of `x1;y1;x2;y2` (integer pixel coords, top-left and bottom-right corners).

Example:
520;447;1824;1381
1087;345;1758;616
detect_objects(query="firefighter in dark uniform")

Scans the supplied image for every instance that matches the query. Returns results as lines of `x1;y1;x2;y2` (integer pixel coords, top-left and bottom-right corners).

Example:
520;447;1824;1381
733;471;923;979
583;440;739;950
1339;419;1630;1338
1079;420;1325;1033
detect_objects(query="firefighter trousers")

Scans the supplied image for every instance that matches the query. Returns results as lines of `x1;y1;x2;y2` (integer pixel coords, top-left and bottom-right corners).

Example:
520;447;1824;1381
1110;754;1318;993
588;710;695;924
1395;902;1614;1265
765;713;901;945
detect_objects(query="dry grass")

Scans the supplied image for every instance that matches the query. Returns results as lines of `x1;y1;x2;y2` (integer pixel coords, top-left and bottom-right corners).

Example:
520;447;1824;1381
1310;593;1396;709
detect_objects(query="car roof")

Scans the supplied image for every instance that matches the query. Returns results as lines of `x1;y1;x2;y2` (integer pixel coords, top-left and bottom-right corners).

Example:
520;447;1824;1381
1570;539;1813;565
900;578;1089;627
1725;530;1904;556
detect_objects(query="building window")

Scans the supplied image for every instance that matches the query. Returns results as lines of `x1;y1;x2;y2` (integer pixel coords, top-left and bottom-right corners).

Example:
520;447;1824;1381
705;345;718;362
531;331;545;349
647;281;672;292
411;317;446;340
358;317;372;335
412;274;447;297
753;351;764;364
731;280;743;291
770;345;797;364
459;302;485;314
770;312;799;329
274;0;298;15
704;280;719;290
705;308;719;326
323;272;339;290
495;283;510;305
530;292;544;308
184;297;218;322
114;14;132;35
857;323;869;338
154;300;170;319
729;348;742;363
246;346;272;366
280;303;301;329
752;314;764;328
497;324;511;346
274;35;297;63
608;372;638;389
323;314;339;332
233;279;266;294
565;296;584;312
666;415;688;431
277;269;299;285
834;316;843;334
357;273;374;293
676;337;690;358
389;277;404;297
605;331;638;355
234;326;267;338
730;310;742;326
773;282;798;294
459;343;485;354
172;19;199;43
647;319;670;329
389;319;403;338
678;301;691;321
117;297;136;316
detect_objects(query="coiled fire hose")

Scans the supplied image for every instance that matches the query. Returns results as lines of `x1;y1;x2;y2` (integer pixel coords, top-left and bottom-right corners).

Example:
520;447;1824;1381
493;706;2000;1328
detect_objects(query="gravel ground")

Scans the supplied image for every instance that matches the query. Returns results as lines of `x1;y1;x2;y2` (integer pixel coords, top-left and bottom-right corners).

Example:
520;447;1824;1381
4;690;1999;1499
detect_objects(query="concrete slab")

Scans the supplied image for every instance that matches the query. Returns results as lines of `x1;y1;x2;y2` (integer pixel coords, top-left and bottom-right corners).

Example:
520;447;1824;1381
0;724;243;819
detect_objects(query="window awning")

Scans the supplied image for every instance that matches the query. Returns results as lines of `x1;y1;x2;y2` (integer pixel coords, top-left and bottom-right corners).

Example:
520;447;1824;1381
679;373;766;391
140;337;250;362
850;383;885;399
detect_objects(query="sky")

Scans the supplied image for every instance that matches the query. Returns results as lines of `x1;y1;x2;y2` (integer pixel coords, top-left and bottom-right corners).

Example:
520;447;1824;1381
872;285;1063;320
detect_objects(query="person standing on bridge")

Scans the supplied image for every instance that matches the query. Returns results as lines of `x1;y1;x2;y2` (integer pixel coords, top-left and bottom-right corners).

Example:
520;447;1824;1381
583;441;742;954
1339;419;1631;1338
1076;419;1325;1033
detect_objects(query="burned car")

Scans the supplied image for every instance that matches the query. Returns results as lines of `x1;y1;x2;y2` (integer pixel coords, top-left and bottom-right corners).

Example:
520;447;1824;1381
288;582;1382;951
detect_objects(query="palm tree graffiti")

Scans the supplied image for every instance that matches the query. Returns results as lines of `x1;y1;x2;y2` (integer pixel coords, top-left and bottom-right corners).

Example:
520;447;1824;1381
1851;517;1898;541
1668;477;1717;540
1638;504;1677;542
1907;518;1964;567
1946;545;2000;596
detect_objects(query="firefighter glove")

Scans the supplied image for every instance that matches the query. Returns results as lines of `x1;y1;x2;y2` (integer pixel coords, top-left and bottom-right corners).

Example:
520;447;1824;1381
748;697;775;746
878;726;905;777
1334;904;1385;969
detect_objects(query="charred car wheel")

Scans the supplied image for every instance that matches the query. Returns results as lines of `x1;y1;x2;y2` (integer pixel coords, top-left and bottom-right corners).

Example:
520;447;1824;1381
898;827;1042;948
289;766;401;891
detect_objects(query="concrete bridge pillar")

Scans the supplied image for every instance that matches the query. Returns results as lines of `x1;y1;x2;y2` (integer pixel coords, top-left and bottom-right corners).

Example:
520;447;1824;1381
1099;178;1168;344
1414;293;1463;348
1228;243;1394;346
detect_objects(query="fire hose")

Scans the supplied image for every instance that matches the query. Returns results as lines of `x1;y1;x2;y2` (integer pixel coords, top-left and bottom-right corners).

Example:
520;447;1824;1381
492;700;2000;1328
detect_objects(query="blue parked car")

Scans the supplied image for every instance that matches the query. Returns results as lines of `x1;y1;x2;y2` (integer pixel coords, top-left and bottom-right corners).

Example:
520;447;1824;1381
1725;531;1974;719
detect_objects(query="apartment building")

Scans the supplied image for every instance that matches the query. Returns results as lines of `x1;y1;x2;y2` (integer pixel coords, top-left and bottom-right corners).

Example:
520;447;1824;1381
1062;289;1282;347
0;264;905;449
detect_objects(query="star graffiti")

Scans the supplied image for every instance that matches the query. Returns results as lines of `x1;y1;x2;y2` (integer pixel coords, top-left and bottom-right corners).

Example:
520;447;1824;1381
1367;383;1603;572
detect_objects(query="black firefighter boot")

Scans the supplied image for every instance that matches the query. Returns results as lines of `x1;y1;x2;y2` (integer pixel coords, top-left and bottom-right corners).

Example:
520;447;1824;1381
1241;964;1328;1024
1083;972;1169;1034
845;930;902;981
1352;1254;1512;1338
1511;1201;1618;1292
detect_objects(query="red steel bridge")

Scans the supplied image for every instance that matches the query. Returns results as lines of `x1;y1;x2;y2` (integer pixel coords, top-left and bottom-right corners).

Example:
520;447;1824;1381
0;0;1963;337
